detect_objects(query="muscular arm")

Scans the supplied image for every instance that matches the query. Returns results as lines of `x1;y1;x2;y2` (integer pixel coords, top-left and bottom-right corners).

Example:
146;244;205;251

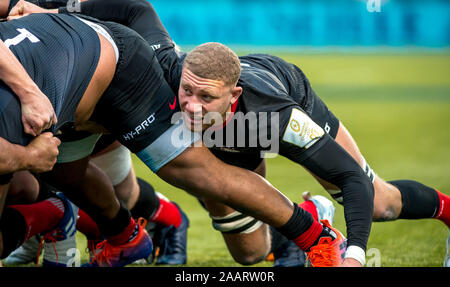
0;137;30;174
0;38;57;136
157;143;294;228
0;133;60;174
290;134;374;259
0;0;9;18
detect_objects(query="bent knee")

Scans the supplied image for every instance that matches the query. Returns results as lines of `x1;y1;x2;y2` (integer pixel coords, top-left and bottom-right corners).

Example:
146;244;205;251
8;172;39;203
372;180;402;221
373;204;397;222
232;251;268;266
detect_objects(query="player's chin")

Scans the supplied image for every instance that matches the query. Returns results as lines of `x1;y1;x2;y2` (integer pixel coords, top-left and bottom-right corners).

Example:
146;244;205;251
184;116;205;132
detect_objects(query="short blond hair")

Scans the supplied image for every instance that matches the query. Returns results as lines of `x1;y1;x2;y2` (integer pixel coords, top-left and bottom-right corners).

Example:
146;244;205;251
183;42;241;86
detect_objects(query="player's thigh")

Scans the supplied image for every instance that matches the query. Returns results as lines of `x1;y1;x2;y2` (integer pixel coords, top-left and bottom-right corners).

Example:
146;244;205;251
113;166;139;210
90;141;138;208
318;121;402;217
309;122;367;190
334;123;366;168
7;171;39;204
312;122;365;190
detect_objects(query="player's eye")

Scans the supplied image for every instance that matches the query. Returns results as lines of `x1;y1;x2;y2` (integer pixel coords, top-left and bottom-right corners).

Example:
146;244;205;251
183;87;192;95
202;94;213;102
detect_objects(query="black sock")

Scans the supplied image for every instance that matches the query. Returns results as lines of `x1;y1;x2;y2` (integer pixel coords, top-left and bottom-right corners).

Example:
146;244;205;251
36;178;57;202
130;178;160;220
275;204;336;252
275;203;318;242
95;205;132;238
0;208;27;259
390;180;440;219
269;226;290;253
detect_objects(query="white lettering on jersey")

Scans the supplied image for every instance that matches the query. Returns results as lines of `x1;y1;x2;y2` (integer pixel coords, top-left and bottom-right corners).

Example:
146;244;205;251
123;113;156;141
4;28;40;49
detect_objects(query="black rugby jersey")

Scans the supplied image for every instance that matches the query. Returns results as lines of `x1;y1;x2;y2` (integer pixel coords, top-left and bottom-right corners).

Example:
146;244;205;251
58;0;184;95
0;13;100;143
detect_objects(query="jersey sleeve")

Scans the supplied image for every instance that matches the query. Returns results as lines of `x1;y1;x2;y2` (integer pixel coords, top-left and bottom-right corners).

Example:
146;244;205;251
58;0;183;94
59;0;173;45
278;106;374;252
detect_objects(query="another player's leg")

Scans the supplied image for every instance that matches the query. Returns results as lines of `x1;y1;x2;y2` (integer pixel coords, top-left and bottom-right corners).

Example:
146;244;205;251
89;140;190;265
0;179;78;266
334;123;450;223
303;88;450;264
3;172;78;266
316;121;450;265
201;187;340;267
3;171;41;265
44;156;152;267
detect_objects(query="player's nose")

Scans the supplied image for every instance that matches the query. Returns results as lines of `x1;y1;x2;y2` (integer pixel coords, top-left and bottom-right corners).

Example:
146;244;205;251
185;101;202;115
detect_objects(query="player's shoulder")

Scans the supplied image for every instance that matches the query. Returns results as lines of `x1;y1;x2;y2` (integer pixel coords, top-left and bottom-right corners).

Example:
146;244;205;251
238;56;288;96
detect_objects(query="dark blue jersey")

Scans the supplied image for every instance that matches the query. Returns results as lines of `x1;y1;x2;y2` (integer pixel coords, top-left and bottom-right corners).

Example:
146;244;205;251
0;13;100;145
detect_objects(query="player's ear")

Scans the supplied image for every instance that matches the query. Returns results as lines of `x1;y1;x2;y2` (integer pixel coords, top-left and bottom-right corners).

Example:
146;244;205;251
230;86;242;105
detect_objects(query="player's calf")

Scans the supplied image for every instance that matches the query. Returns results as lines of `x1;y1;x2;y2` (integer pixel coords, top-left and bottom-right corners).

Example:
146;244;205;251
389;180;450;226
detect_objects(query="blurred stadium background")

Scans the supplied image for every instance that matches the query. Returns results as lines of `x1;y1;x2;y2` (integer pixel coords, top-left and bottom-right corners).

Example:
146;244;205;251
93;0;450;267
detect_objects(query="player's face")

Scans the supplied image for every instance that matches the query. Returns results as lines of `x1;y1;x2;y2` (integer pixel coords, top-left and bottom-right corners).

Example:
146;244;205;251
179;68;241;131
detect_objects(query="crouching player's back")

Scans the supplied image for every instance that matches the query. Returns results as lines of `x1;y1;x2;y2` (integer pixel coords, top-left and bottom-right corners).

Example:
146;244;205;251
0;12;101;146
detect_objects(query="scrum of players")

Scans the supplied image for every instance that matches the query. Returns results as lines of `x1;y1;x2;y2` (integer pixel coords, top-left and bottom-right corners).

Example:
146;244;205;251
0;0;448;268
